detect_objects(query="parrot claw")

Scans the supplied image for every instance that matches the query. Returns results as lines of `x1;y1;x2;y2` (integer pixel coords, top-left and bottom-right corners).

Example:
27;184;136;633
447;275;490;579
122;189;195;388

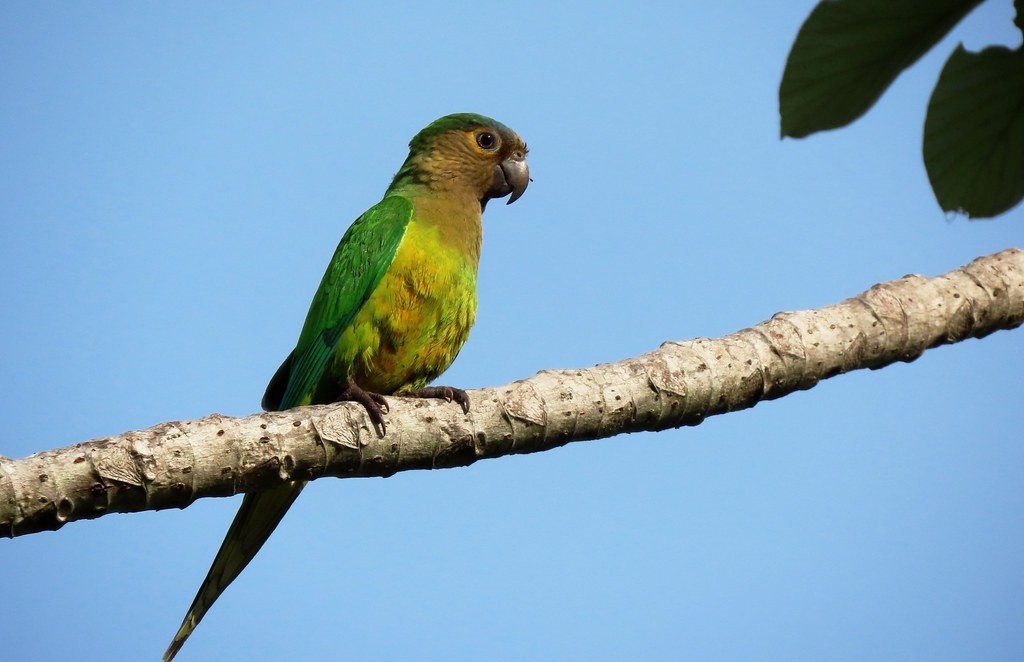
371;393;390;414
336;382;390;434
405;386;471;414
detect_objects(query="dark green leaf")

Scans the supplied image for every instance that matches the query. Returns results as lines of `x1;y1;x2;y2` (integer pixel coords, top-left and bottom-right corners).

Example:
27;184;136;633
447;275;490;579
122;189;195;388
780;0;982;138
923;45;1024;219
1015;0;1023;34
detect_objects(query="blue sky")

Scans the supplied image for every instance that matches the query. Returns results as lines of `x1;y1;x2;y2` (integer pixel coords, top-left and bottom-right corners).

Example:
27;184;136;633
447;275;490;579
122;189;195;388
2;2;1022;661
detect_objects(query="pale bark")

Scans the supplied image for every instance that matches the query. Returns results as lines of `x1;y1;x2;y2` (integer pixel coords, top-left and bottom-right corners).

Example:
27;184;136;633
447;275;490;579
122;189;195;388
2;248;1021;539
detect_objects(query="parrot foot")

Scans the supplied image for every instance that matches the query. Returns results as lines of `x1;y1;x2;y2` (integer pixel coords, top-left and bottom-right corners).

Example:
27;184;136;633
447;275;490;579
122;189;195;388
336;382;390;434
404;386;471;414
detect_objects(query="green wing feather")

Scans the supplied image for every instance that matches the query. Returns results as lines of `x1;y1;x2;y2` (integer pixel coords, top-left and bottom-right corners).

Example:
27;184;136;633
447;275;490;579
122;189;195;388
164;195;414;661
269;194;415;411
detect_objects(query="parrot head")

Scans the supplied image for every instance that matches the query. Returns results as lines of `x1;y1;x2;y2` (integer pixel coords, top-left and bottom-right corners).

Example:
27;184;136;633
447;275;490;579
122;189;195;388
394;113;529;208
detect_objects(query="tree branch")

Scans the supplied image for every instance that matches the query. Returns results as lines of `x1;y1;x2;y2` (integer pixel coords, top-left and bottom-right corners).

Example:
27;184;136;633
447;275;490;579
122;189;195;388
3;248;1021;539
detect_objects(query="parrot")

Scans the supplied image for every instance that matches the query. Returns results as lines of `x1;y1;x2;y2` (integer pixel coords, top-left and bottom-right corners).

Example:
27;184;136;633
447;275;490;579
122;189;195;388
163;113;529;661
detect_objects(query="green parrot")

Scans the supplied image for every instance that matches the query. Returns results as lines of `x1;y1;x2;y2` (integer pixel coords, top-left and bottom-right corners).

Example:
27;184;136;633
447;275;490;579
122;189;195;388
163;113;529;661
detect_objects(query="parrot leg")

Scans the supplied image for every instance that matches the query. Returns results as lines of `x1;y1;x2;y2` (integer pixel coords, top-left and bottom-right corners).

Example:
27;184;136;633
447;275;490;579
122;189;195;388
336;381;390;433
404;386;471;414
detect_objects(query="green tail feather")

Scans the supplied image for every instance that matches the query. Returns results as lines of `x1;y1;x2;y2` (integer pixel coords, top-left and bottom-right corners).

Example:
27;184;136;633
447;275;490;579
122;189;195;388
162;481;306;661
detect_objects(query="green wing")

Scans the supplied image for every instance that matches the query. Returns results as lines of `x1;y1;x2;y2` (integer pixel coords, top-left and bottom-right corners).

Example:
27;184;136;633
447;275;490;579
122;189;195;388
163;195;414;662
268;193;414;411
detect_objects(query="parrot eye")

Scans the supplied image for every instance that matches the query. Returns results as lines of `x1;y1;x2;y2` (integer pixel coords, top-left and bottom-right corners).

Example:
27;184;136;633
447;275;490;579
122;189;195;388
475;131;499;151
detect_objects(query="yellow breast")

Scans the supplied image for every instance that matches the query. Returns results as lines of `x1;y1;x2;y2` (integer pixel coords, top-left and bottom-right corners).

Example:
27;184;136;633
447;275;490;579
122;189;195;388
332;218;478;394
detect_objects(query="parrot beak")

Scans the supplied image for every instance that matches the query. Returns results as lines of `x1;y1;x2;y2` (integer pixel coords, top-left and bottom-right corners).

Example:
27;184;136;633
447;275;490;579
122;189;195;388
486;150;530;205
